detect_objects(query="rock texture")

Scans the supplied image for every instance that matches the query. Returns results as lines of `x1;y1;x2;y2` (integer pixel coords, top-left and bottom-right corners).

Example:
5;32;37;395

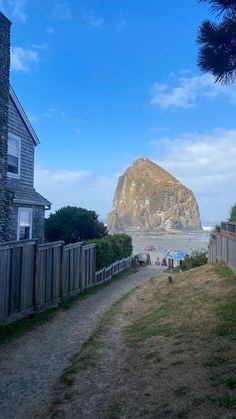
107;157;202;232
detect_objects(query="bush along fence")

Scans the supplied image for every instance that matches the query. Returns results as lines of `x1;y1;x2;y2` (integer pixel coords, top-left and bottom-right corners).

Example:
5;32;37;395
208;221;236;273
86;233;133;271
0;239;132;325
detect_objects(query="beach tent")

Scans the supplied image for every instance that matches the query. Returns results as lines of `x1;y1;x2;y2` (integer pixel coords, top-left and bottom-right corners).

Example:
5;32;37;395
165;249;186;262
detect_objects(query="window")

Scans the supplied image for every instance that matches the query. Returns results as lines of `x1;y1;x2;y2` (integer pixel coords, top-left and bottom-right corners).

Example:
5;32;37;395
17;208;32;240
7;134;21;177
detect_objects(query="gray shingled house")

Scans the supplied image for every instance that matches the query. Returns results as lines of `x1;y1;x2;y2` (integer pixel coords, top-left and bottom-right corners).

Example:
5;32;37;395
0;12;51;243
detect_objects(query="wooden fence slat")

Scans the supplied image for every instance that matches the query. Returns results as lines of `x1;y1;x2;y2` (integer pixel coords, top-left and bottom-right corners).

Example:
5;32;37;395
63;249;69;295
0;249;11;322
11;247;22;314
21;243;34;310
0;238;132;325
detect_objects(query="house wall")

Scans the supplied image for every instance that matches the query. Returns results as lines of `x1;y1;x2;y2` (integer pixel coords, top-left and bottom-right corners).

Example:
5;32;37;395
0;13;11;242
9;204;45;243
7;98;46;243
7;96;35;189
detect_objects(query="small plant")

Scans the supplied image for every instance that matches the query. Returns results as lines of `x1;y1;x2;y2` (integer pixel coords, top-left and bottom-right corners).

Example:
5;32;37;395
202;356;228;368
175;386;187;397
214;375;236;389
192;397;207;407
174;340;182;346
145;351;162;363
171;360;185;367
222;375;236;389
211;394;236;409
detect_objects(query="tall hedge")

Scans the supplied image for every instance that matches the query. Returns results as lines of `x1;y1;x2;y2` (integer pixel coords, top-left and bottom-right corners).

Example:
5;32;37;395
87;234;132;270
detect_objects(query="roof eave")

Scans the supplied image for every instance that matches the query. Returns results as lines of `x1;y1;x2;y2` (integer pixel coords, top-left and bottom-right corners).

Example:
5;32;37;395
13;198;52;209
9;86;40;146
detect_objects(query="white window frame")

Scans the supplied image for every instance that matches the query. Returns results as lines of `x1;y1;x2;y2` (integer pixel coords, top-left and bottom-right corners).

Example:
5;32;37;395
17;208;33;241
7;133;21;178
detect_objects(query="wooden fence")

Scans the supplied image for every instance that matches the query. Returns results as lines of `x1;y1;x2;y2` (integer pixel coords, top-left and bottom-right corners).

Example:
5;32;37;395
208;221;236;273
0;239;131;325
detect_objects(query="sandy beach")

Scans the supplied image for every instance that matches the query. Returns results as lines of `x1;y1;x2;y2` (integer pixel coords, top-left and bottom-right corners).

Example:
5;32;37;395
131;230;210;264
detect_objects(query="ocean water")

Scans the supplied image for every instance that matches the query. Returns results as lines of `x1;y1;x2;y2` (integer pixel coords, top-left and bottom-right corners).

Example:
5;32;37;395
131;230;210;264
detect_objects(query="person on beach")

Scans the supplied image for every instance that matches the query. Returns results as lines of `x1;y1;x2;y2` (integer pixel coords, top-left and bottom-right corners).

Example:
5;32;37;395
155;257;161;266
161;257;167;266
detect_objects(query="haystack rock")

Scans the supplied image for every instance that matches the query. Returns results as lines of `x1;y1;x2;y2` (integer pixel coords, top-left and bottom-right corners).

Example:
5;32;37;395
107;157;202;232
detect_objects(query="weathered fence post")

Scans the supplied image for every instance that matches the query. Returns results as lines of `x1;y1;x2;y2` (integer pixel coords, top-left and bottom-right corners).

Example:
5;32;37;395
80;245;85;292
60;241;64;300
33;240;39;311
93;244;96;285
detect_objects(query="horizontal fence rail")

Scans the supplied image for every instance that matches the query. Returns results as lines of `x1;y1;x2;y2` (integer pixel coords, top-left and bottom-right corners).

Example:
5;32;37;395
208;221;236;273
95;257;132;285
0;239;132;325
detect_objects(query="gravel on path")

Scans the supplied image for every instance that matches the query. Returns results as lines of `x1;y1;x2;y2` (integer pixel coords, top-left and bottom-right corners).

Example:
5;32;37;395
0;265;164;419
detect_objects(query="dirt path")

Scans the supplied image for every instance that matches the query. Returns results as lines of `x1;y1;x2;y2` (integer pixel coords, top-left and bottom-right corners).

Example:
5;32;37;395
0;265;163;419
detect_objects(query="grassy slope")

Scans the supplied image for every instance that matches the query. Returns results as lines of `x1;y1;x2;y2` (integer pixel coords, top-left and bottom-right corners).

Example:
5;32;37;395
51;263;236;418
123;263;236;417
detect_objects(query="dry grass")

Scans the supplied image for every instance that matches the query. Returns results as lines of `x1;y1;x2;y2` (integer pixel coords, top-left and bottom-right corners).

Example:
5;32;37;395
49;263;236;419
126;264;235;343
121;263;236;418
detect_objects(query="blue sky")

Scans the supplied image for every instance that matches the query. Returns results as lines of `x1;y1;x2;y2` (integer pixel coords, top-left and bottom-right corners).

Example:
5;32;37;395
2;0;236;223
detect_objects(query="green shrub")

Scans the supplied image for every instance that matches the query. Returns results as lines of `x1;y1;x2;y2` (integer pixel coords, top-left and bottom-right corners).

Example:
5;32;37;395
45;206;107;244
182;250;208;270
86;234;132;270
229;203;236;222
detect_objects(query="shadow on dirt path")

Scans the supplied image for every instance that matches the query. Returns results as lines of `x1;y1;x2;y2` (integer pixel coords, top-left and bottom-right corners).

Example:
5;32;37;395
0;265;164;419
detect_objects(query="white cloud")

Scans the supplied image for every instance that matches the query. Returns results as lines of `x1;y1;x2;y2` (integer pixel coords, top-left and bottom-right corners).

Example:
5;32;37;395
46;27;55;35
31;42;48;50
35;167;117;218
0;0;28;21
83;10;104;28
26;107;81;127
53;1;71;20
116;12;127;32
9;0;27;21
11;46;39;72
150;73;236;109
150;128;236;220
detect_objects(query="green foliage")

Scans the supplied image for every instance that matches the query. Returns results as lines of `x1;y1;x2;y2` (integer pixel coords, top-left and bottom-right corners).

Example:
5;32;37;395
202;356;228;368
45;206;107;244
197;0;236;84
229;203;236;222
214;263;234;279
175;386;188;397
88;234;133;270
181;250;208;270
